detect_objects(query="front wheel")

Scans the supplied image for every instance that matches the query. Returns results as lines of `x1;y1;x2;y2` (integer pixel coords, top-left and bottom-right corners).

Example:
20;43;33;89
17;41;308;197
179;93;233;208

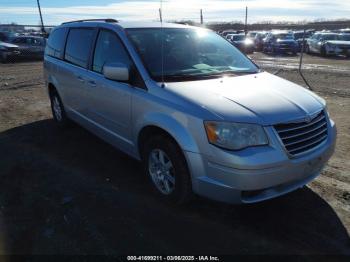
142;135;192;204
305;44;310;54
321;46;327;57
0;52;7;63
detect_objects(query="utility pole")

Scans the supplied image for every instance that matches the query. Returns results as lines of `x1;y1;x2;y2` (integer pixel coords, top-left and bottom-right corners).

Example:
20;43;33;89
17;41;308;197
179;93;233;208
37;0;45;35
200;9;203;25
244;6;248;36
159;8;162;22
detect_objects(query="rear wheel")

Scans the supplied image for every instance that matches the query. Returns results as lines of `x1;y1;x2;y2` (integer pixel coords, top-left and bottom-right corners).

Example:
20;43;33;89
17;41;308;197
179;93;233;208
142;135;192;204
50;90;70;127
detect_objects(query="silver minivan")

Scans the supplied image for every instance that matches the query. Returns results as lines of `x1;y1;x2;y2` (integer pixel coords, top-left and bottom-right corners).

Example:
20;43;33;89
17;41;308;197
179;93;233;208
44;19;336;204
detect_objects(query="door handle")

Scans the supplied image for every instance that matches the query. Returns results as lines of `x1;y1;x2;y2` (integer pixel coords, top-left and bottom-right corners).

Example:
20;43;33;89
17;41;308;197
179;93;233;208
87;80;97;87
76;75;85;82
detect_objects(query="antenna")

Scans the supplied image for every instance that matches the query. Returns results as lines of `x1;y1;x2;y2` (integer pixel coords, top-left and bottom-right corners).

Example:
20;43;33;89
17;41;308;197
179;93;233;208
160;0;165;87
244;6;248;36
200;9;203;25
159;8;163;23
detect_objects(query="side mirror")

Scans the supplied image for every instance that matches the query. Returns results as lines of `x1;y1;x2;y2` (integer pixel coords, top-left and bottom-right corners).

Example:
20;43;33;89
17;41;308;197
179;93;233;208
103;62;129;82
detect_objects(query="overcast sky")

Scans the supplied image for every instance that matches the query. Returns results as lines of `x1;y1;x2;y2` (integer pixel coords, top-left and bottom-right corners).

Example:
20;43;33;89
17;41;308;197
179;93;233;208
0;0;349;25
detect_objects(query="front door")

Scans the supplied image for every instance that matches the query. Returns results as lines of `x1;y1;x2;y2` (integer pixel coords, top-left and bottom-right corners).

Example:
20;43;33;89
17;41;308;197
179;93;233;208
85;29;134;148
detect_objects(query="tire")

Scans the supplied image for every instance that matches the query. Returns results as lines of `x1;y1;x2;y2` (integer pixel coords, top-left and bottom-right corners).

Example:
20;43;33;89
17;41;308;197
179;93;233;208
49;90;70;127
305;44;310;54
142;135;192;205
0;52;7;63
272;47;277;55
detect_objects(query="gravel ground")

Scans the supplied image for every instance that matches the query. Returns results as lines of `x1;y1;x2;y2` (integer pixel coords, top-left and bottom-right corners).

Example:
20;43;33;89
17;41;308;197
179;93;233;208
0;54;349;255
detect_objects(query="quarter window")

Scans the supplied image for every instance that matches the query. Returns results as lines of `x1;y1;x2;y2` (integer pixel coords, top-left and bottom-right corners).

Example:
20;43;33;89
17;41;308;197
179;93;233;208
65;28;95;68
93;30;131;74
45;28;67;59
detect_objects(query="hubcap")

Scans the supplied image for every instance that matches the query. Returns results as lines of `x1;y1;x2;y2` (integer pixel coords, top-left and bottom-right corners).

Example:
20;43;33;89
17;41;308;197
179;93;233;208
52;96;62;121
148;149;175;195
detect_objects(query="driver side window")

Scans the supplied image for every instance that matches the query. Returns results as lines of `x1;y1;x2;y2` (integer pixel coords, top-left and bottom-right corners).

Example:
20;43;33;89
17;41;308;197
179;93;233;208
93;30;132;74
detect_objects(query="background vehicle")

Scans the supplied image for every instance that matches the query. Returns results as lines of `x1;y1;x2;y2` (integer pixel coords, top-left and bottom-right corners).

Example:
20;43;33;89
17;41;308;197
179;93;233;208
254;31;268;51
227;33;254;54
222;30;244;39
11;36;46;59
0;31;16;42
306;32;350;57
263;31;298;55
44;20;336;205
293;30;313;51
0;41;20;63
247;31;258;40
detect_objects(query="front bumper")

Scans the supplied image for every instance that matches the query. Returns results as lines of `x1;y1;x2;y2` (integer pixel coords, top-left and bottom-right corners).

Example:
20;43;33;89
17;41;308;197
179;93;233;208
326;46;350;56
273;45;298;53
1;50;21;57
184;119;336;204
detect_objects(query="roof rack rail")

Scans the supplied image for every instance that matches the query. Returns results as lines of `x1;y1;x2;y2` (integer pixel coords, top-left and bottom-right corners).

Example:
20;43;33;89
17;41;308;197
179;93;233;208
62;18;118;25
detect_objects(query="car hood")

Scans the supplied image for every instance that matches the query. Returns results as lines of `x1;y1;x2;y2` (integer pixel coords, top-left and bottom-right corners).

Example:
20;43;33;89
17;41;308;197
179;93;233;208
0;41;18;48
276;40;296;44
325;40;350;45
165;72;325;125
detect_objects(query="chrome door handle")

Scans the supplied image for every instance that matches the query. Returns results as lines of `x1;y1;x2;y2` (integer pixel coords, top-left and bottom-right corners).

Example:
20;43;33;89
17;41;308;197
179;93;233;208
77;75;85;82
88;80;96;87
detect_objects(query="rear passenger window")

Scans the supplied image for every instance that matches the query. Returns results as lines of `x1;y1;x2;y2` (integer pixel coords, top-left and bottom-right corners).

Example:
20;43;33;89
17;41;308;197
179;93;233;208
93;30;131;73
65;28;94;68
46;28;67;59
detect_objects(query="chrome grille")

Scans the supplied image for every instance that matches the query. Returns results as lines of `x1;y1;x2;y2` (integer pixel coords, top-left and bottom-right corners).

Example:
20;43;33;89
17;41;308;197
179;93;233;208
274;111;328;156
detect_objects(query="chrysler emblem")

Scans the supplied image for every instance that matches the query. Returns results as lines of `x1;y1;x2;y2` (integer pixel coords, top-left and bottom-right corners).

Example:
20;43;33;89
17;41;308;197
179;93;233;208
305;116;312;123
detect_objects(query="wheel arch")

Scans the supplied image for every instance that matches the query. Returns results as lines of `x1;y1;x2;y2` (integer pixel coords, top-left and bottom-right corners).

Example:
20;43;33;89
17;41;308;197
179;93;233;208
136;114;200;159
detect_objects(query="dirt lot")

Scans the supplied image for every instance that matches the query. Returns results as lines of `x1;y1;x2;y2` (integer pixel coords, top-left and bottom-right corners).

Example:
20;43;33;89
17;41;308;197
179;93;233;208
0;53;349;255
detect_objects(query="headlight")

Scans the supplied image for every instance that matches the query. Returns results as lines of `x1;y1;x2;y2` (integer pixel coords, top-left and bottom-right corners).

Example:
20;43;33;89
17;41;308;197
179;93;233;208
327;43;335;49
204;121;268;150
244;39;253;45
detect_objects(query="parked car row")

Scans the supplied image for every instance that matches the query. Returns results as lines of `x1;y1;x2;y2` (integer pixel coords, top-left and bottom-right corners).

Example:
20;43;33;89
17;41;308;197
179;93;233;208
0;32;46;63
218;28;350;57
306;32;350;57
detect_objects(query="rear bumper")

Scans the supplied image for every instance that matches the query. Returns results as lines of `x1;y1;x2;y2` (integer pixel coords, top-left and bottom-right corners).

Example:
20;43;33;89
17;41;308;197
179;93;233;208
184;120;336;204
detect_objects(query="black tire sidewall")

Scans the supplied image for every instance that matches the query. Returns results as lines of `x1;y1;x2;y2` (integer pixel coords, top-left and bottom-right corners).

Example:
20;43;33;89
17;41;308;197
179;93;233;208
0;52;7;63
142;135;192;204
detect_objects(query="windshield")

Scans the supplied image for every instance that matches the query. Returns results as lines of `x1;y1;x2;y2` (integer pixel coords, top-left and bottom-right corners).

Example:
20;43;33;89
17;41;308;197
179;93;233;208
127;28;259;82
231;35;246;41
322;34;339;40
274;33;294;40
340;34;350;41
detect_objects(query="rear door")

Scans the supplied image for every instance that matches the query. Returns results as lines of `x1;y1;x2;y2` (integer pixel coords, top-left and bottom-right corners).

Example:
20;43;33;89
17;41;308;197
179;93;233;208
59;27;96;116
84;29;136;147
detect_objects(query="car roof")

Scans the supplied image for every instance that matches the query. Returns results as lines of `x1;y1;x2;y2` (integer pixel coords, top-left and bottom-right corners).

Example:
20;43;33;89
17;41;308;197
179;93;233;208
271;31;292;34
118;21;195;29
60;20;200;30
13;35;43;39
315;32;338;35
